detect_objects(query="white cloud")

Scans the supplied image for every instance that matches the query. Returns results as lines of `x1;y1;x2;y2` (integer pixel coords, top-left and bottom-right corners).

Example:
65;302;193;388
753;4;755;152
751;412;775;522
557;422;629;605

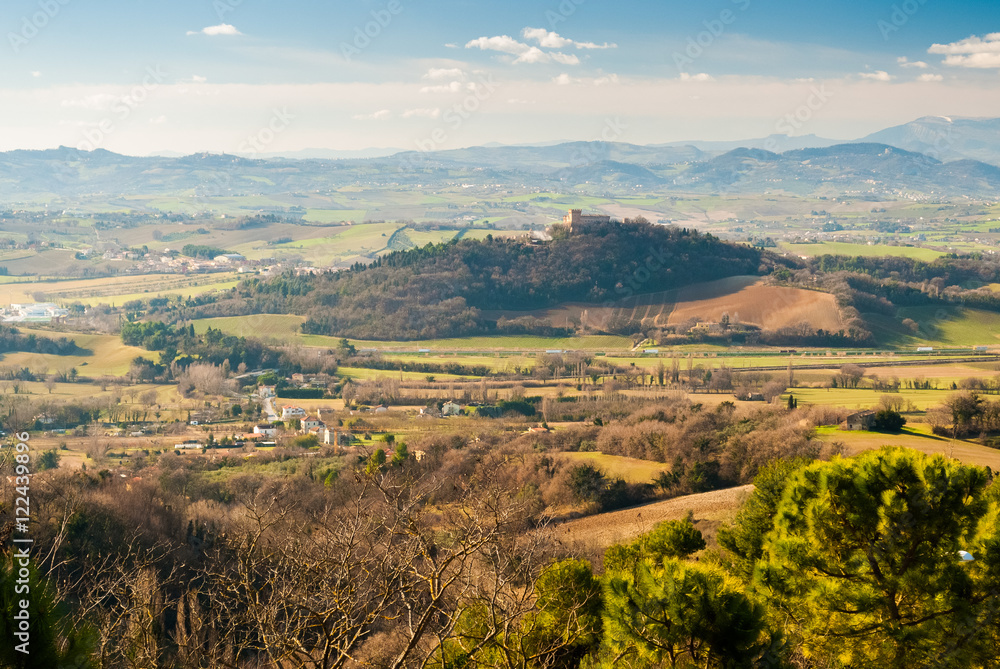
423;68;466;81
189;75;208;84
897;57;928;69
352;109;392;120
521;27;615;50
187;24;242;36
402;108;441;118
465;34;579;65
30;71;41;78
679;73;714;82
929;33;1000;68
593;74;620;86
917;73;944;82
553;73;575;85
859;70;892;81
419;81;463;94
60;93;118;110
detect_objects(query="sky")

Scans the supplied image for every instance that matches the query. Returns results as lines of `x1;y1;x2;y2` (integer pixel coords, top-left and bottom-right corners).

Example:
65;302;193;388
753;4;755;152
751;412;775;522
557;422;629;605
2;0;1000;155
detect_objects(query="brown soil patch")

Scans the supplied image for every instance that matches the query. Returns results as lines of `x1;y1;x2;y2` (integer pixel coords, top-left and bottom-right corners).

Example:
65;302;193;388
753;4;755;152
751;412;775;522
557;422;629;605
667;277;845;332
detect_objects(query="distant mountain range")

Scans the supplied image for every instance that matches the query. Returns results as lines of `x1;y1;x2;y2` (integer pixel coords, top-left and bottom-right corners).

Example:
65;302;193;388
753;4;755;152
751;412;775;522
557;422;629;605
4;117;1000;202
210;116;1000;165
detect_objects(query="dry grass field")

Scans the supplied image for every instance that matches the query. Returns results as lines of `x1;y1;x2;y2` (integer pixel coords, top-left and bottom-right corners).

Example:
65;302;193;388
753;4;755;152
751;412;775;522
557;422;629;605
0;328;159;376
558;452;669;484
556;485;753;551
815;423;1000;471
3;273;242;306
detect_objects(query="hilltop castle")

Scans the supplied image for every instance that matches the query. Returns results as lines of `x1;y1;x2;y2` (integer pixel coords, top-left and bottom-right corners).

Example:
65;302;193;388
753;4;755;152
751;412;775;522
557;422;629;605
562;209;611;233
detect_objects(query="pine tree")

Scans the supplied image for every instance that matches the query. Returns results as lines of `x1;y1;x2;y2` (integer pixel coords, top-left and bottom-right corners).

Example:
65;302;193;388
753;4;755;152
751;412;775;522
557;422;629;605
756;447;1000;668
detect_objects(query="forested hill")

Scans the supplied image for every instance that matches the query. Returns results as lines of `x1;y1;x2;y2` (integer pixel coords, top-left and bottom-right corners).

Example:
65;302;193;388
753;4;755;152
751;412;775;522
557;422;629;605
196;219;773;340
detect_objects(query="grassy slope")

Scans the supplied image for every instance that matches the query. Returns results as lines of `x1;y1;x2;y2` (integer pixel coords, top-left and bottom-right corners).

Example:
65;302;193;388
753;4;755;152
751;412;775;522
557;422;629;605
1;328;158;376
866;306;1000;348
559;451;668;484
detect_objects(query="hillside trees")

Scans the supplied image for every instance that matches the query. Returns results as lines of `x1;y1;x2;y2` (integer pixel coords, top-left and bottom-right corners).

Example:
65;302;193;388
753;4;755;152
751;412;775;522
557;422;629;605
180;220;771;340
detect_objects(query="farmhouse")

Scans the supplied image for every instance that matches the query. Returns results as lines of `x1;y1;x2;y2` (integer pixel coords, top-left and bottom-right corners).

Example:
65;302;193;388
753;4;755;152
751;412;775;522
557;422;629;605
846;410;876;431
734;391;765;402
301;416;324;431
253;424;278;437
281;405;307;420
442;401;463;417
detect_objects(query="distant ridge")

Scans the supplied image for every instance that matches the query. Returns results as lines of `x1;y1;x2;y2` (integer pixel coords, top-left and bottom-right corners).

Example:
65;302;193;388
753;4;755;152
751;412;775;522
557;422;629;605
5;117;1000;201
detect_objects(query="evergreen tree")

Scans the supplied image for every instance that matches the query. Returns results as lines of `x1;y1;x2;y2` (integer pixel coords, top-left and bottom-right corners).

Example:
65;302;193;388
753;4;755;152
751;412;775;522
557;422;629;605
756;447;1000;668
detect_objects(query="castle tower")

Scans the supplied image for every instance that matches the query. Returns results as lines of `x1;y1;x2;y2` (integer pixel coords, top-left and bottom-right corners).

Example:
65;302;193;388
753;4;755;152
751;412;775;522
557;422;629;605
563;209;583;232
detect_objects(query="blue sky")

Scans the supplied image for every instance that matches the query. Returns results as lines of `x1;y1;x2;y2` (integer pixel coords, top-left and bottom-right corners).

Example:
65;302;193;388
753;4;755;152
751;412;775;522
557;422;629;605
3;0;1000;154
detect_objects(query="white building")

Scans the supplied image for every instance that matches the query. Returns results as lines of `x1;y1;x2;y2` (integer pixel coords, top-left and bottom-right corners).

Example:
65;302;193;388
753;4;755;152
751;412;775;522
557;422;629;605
281;405;307;420
2;303;70;323
442;401;463;416
301;417;324;431
253;424;278;437
174;442;203;450
214;253;246;263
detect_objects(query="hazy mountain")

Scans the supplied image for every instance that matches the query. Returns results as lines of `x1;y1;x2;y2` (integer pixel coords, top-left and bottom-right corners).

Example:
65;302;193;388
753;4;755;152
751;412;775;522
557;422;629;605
860;116;1000;165
381;141;708;171
6;123;1000;204
657;133;842;153
674;143;1000;196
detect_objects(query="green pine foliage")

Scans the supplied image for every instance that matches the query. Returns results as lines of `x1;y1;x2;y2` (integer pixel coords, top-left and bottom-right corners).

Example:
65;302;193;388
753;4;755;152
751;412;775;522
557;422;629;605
755;447;1000;668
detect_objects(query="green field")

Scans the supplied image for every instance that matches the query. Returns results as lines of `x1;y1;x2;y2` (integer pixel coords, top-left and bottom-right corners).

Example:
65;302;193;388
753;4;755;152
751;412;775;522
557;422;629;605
190;316;635;352
784;387;957;411
193;314;306;341
866;306;1000;348
780;242;945;261
303;209;368;223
